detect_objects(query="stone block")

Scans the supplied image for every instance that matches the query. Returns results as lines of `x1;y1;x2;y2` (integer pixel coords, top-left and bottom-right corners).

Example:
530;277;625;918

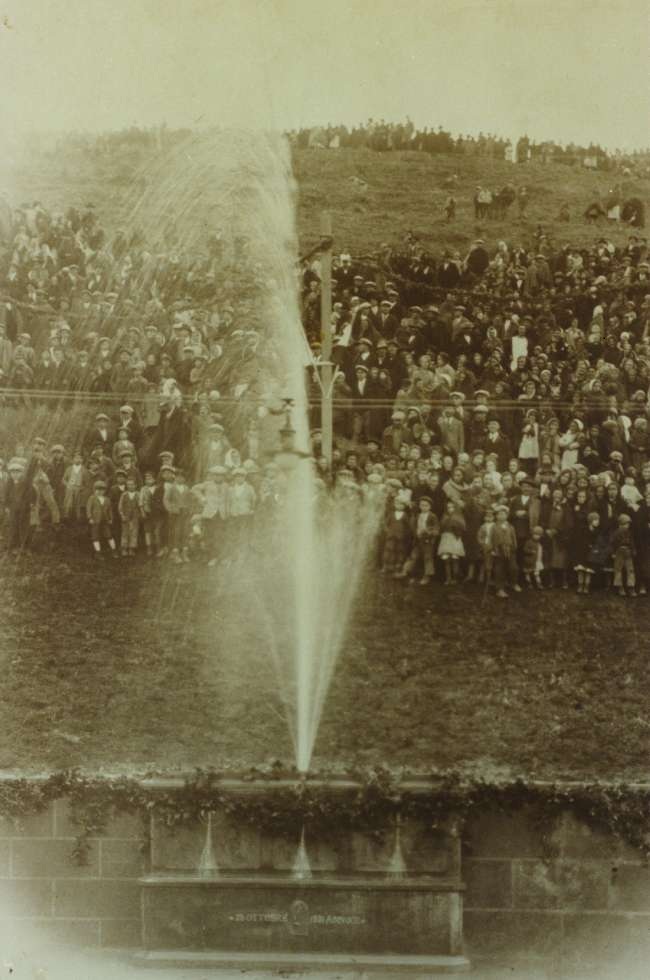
464;806;560;860
142;879;458;955
561;813;643;861
464;909;563;958
402;822;453;875
513;861;559;910
562;912;650;964
151;814;263;873
0;878;53;917
350;820;451;876
609;865;650;912
513;860;609;911
37;916;101;947
151;821;211;871
100;918;142;948
557;861;610;911
350;831;393;873
100;839;146;879
463;859;512;909
1;807;55;839
211;812;262;871
260;832;340;873
12;839;99;878
54;799;143;841
0;841;10;876
54;880;141;919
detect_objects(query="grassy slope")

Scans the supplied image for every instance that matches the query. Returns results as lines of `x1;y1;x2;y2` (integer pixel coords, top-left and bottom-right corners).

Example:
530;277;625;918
7;145;650;256
294;148;649;255
0;548;648;781
2;146;649;780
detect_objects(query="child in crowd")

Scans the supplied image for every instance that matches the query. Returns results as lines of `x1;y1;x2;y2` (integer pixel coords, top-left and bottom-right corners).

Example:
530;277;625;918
112;428;135;466
165;469;193;564
86;479;118;560
138;472;157;556
493;505;521;599
462;492;483;583
581;512;609;594
611;513;636;597
63;450;90;523
546;488;570;589
110;468;127;544
118;476;140;557
382;497;411;577
523;525;545;589
437;501;466;585
403;495;439;585
152;464;175;558
227;467;257;552
477;507;497;586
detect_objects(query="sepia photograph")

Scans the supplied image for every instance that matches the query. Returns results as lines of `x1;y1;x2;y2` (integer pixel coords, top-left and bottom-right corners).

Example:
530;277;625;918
0;1;648;977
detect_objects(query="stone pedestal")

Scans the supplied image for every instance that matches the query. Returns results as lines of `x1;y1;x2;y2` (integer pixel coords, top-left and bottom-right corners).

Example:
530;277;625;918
141;873;465;953
139;812;469;971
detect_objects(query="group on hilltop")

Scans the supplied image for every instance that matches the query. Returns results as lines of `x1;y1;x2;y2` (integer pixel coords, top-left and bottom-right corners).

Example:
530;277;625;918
288;119;648;173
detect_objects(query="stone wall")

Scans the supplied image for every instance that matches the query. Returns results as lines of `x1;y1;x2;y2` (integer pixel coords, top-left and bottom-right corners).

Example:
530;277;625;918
0;797;648;966
0;801;145;949
463;805;650;966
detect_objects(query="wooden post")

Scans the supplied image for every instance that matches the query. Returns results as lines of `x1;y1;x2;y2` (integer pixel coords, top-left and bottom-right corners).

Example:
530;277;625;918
319;212;333;466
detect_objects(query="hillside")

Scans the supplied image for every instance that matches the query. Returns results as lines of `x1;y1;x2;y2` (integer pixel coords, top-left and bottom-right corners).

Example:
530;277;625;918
293;148;649;255
0;548;648;781
1;141;649;782
3;144;648;257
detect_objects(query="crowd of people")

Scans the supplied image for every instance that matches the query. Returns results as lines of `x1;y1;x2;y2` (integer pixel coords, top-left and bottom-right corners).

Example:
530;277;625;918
299;228;650;597
0;194;649;596
289;120;649;174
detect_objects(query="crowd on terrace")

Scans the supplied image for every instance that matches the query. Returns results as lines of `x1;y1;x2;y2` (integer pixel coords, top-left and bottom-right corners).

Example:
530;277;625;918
0;194;649;596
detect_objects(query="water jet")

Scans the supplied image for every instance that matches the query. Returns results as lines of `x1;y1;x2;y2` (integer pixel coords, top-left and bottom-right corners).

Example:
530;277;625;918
132;130;468;972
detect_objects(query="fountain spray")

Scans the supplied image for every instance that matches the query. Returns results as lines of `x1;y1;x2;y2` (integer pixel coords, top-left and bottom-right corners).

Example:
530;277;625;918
292;825;312;880
198;812;219;878
387;813;407;880
127;131;382;776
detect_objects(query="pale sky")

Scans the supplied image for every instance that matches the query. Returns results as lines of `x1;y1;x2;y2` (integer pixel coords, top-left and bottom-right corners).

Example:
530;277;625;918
0;0;648;150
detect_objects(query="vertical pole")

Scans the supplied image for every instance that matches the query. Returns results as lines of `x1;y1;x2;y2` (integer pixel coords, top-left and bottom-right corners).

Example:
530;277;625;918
320;212;333;466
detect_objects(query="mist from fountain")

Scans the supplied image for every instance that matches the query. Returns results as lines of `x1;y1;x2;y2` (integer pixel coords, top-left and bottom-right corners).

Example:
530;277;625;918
198;812;219;878
387;816;407;880
122;130;382;773
292;826;312;880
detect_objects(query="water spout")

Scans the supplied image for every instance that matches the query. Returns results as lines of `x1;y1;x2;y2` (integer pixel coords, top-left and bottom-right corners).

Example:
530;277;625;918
125;131;382;775
198;812;219;878
387;816;407;880
292;826;312;880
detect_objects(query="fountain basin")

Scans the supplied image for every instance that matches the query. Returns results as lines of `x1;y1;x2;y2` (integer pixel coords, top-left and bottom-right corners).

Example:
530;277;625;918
140;787;469;970
139;872;468;971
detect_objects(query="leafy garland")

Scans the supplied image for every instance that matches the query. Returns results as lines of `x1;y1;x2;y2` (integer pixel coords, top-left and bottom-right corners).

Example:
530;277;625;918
0;768;648;865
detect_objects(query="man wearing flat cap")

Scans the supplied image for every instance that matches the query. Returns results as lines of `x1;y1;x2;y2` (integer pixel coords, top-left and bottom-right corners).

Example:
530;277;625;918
83;412;114;457
4;455;37;554
509;476;541;571
382;410;413;455
371;298;399;341
117;404;142;450
350;363;381;447
378;338;408;393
